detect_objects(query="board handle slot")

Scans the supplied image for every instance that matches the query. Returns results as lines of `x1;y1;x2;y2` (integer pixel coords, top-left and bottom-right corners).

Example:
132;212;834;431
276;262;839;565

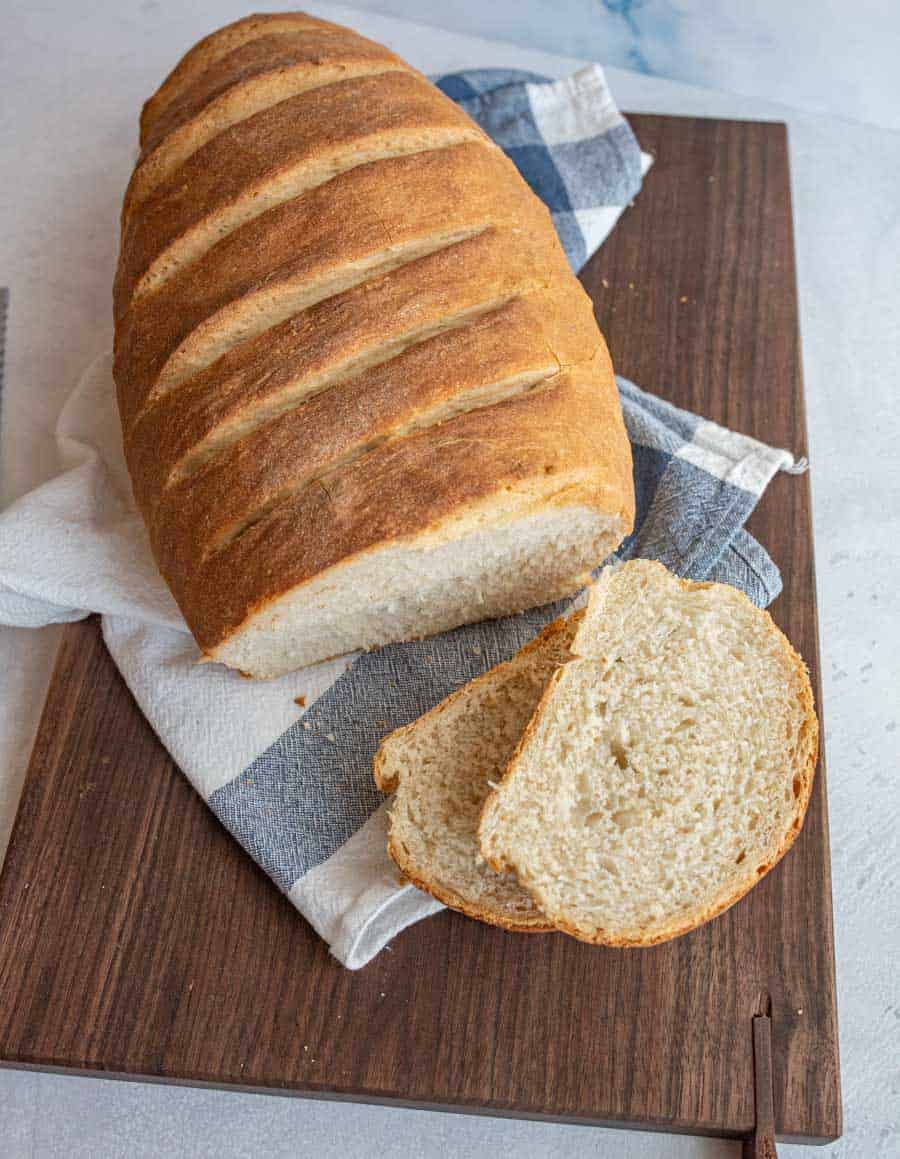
743;992;777;1158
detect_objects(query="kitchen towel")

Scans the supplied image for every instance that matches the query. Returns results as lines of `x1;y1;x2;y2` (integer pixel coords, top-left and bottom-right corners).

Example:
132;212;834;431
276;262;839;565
0;66;803;967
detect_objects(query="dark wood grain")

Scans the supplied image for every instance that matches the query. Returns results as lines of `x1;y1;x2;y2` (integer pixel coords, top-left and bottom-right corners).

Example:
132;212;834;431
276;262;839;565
0;116;840;1142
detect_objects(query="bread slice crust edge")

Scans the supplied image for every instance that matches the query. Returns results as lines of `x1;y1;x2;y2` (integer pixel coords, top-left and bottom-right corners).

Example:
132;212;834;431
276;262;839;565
374;614;585;932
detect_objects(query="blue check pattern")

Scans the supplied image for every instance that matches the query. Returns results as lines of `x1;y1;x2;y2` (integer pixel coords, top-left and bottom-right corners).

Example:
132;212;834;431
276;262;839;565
434;69;644;269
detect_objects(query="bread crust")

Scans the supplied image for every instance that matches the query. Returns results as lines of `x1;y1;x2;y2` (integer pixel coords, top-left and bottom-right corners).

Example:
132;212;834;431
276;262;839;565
146;311;557;574
479;566;819;946
118;70;483;316
115;142;538;427
123;227;569;515
384;850;554;933
139;12;339;146
127;30;410;218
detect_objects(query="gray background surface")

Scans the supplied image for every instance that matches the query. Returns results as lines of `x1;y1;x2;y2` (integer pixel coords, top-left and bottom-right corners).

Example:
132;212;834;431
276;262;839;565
1;2;897;1155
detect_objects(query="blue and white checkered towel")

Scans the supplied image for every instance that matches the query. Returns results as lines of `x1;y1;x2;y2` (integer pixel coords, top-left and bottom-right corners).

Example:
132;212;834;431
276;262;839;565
0;66;803;968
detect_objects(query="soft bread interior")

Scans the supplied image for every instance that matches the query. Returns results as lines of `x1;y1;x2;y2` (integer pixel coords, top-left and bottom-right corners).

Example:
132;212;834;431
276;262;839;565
209;506;623;678
479;560;818;945
375;615;580;929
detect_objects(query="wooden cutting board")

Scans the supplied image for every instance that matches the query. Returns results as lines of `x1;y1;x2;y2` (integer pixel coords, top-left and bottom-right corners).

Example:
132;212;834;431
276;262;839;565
0;115;841;1143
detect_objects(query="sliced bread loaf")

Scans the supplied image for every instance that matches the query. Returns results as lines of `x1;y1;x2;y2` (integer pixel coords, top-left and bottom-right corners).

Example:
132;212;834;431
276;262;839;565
116;16;634;678
479;560;818;946
374;615;580;930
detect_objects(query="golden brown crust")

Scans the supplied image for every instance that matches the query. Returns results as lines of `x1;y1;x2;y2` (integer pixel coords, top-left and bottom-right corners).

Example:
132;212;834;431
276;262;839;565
123;227;565;513
127;31;410;219
386;842;555;933
180;369;631;652
479;569;820;946
116;18;635;673
146;306;558;575
139;29;406;160
114;142;536;427
138;12;340;147
118;71;483;316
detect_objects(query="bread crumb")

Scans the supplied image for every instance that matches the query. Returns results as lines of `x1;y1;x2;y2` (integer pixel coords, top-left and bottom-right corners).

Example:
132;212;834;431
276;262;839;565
472;644;482;655
797;1007;803;1015
679;295;689;303
302;722;311;731
601;277;610;288
294;695;306;707
628;281;635;290
326;732;336;742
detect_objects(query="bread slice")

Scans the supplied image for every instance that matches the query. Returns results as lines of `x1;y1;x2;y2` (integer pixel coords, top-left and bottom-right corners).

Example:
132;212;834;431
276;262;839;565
375;614;581;929
479;560;818;946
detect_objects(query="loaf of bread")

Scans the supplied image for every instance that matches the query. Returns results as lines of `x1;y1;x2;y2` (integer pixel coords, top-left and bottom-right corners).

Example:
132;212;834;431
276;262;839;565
479;561;818;945
114;13;634;677
375;614;582;930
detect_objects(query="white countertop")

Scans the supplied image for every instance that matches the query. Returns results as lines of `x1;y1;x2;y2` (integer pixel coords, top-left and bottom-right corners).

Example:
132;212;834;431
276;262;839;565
1;3;898;1156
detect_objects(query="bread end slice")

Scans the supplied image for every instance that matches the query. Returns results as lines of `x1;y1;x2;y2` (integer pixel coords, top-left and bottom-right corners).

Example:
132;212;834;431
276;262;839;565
374;613;582;931
479;560;818;946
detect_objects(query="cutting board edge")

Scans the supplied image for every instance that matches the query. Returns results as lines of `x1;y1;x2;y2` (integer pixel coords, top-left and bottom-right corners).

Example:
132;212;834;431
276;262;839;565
0;1055;841;1144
